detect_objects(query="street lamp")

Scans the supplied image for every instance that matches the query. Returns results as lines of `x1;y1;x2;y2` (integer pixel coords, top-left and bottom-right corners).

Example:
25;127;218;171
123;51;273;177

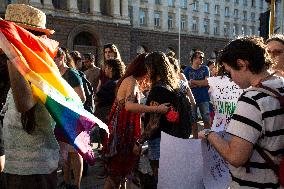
178;1;194;65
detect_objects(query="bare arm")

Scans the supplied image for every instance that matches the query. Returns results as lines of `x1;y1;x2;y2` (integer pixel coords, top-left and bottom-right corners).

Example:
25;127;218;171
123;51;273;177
199;131;253;167
73;85;86;103
7;61;36;113
121;77;169;113
186;87;196;107
0;155;4;172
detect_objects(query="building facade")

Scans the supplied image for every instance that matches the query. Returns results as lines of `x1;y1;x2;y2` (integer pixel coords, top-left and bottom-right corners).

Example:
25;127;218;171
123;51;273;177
0;0;278;66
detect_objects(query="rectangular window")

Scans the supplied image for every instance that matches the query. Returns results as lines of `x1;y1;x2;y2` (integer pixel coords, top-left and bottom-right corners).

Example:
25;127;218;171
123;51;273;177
234;9;238;18
214;22;219;35
192;18;197;31
192;1;198;11
139;9;145;25
154;12;160;26
203;19;209;33
243;0;247;6
243;11;247;20
251;12;255;21
234;0;239;4
204;2;209;13
168;15;173;29
181;0;187;8
155;0;161;4
241;26;246;35
225;7;229;17
260;0;263;8
233;25;237;36
224;24;229;36
168;0;174;6
251;0;255;7
181;16;186;31
214;5;220;15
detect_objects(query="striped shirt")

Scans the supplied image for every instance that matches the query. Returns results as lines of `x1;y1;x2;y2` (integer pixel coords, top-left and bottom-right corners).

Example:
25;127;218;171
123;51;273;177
226;77;284;189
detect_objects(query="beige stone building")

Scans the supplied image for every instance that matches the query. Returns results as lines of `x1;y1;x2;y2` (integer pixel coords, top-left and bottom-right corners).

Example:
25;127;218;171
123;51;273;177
1;0;278;66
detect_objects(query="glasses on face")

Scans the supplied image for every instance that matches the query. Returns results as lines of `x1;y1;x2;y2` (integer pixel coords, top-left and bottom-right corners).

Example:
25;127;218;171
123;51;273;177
267;49;284;56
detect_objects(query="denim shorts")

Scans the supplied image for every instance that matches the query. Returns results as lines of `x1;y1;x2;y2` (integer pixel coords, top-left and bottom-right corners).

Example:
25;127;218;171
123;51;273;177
192;101;210;124
148;137;161;161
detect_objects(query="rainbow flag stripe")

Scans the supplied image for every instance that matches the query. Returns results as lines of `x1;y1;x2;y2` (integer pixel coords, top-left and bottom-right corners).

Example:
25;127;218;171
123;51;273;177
0;20;108;165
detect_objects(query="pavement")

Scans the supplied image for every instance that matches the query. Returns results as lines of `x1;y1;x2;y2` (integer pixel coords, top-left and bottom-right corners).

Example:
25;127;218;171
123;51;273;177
57;121;205;189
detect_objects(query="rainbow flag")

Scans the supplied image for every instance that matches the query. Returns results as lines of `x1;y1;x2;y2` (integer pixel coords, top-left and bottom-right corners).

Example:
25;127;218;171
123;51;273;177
0;20;108;165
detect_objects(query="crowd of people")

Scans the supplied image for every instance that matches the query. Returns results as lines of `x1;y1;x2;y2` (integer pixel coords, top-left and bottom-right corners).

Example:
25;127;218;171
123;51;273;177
0;3;284;189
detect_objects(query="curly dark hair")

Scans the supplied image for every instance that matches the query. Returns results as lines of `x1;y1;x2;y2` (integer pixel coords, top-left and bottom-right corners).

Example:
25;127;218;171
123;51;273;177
145;51;179;90
104;59;125;80
218;36;273;74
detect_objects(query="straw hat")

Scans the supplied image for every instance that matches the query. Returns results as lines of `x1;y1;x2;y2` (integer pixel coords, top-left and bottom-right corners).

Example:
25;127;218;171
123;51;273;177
5;4;54;35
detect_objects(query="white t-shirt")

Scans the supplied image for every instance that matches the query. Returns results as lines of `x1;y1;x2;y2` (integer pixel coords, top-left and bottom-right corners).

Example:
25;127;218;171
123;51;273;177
3;90;59;175
208;76;244;132
227;77;284;189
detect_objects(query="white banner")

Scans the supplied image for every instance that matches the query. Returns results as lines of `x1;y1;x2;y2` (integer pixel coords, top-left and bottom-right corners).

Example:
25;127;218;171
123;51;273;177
158;132;231;189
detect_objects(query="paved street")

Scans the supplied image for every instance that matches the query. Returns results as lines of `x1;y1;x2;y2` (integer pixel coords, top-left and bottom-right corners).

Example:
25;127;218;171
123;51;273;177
57;121;205;189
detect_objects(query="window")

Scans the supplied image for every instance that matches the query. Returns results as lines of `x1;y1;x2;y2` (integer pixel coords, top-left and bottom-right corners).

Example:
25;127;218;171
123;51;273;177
203;19;209;33
249;27;253;35
181;16;186;31
243;0;247;6
139;9;146;25
214;22;219;35
192;18;197;31
251;12;255;21
260;0;263;8
243;11;247;20
225;7;229;17
204;2;209;13
192;1;198;11
154;12;160;27
168;0;174;6
155;0;161;4
181;0;187;8
224;24;229;36
234;0;239;4
241;26;246;35
214;5;220;15
234;9;238;18
233;25;237;36
168;15;173;29
251;0;255;7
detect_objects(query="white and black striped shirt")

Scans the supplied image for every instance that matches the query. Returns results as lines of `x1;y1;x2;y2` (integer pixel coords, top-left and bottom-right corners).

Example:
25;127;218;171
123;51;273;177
227;77;284;189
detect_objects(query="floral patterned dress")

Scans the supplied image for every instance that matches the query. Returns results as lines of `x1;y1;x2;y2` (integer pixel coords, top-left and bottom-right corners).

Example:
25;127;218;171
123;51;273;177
103;97;141;177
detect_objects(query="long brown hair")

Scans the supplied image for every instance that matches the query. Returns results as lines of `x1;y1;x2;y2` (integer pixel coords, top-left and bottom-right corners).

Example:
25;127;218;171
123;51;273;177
116;53;148;93
145;51;179;90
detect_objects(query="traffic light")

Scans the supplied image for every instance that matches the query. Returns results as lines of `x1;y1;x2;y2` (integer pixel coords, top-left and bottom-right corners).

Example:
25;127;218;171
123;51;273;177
259;10;270;40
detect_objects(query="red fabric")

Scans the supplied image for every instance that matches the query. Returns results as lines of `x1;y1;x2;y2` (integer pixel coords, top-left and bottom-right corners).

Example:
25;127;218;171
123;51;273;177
103;99;141;177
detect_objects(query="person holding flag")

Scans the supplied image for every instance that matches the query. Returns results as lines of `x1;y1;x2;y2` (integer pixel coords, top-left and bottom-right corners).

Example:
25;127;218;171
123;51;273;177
0;4;108;189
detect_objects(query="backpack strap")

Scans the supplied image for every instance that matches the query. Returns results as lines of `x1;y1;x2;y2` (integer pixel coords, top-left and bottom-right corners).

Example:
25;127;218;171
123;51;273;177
255;145;279;176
